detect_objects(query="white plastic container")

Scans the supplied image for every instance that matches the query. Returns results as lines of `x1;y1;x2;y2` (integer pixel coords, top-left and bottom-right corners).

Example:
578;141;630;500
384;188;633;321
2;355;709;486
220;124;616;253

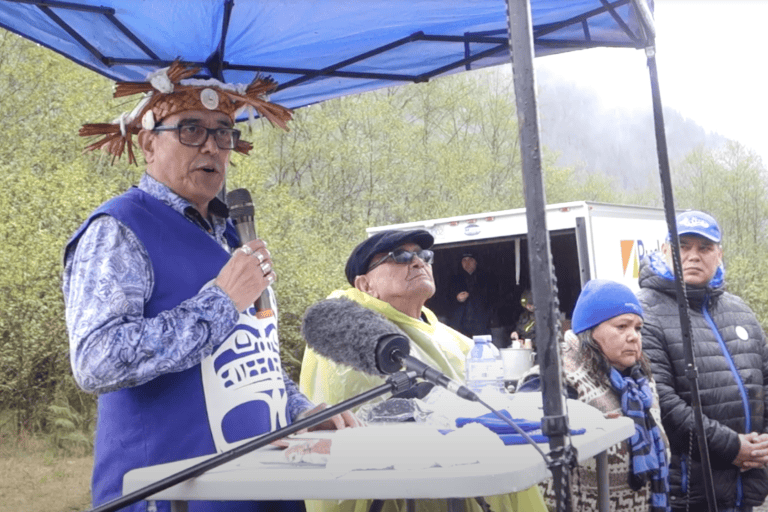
500;348;535;382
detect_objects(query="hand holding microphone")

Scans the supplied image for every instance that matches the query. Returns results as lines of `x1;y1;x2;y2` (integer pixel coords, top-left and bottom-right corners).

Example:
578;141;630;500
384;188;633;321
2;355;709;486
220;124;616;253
214;189;275;312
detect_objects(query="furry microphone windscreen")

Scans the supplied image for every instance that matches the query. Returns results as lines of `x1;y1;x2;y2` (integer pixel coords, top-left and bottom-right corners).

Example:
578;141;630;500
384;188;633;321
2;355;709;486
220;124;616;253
301;298;409;376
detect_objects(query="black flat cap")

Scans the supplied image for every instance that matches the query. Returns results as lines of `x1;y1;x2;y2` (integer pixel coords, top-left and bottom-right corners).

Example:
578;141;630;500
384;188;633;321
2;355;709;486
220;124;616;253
345;229;434;285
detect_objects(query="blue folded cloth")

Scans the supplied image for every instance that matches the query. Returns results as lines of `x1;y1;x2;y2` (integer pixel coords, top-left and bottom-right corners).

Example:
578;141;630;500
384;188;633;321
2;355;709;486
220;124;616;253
456;409;538;433
454;409;586;445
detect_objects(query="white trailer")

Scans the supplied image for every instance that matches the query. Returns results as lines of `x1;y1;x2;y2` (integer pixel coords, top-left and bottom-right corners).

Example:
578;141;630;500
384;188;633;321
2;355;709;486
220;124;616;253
367;201;669;346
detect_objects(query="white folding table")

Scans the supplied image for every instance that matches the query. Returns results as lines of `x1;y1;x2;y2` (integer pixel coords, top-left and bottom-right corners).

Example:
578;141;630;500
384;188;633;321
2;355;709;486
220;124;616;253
124;414;633;512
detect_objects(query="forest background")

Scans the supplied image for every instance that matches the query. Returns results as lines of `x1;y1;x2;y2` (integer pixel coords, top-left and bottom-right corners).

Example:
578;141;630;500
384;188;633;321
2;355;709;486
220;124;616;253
1;25;767;508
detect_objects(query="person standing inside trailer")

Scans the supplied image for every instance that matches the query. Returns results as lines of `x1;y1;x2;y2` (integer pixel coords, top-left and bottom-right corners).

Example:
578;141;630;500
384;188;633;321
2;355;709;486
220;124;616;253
446;253;496;338
638;210;768;512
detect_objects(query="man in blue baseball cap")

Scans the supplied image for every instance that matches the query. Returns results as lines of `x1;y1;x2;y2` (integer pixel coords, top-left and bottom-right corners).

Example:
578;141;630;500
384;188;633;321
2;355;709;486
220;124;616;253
638;210;768;512
662;210;722;287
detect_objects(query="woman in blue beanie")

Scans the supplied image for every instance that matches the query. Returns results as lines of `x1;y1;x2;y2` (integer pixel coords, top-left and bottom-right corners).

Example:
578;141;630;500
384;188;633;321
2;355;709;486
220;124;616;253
535;279;671;512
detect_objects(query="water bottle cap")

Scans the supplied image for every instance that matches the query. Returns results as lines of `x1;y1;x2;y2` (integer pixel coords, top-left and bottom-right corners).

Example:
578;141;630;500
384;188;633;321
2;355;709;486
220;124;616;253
472;334;492;344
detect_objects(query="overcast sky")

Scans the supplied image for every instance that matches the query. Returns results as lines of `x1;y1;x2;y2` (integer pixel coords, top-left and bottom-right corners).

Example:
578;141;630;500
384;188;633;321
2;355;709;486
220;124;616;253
533;0;767;166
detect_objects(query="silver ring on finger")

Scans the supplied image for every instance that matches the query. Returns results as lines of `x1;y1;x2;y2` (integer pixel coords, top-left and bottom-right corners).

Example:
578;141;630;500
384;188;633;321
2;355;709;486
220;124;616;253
260;262;271;275
239;245;253;256
254;251;265;263
267;273;276;284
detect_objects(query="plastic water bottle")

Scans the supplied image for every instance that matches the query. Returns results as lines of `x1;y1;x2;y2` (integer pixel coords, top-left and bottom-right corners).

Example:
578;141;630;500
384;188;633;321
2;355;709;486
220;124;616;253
465;335;505;395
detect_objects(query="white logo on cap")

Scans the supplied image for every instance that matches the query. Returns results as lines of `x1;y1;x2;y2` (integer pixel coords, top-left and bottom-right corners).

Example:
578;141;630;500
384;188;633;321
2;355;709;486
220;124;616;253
200;88;220;110
679;217;710;229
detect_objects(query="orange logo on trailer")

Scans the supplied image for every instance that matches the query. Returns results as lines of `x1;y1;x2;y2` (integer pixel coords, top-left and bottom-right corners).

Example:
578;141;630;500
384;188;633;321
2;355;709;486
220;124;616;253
621;240;647;279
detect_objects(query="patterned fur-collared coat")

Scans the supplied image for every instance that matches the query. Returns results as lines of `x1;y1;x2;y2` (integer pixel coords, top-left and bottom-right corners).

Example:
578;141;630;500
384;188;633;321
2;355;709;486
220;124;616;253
540;330;670;512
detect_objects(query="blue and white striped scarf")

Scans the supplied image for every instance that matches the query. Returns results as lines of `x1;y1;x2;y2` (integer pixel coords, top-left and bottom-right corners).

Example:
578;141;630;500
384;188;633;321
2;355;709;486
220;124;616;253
609;365;671;512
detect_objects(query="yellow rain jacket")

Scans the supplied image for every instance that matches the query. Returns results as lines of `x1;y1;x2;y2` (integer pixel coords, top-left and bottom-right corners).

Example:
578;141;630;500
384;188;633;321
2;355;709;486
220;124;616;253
299;288;547;512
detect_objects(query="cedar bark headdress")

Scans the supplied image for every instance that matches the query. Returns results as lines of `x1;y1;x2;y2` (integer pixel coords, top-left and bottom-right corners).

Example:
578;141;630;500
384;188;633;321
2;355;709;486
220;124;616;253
79;60;292;165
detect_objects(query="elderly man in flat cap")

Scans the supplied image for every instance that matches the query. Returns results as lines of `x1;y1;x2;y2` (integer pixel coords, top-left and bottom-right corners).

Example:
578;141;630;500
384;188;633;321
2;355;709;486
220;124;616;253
638;210;768;512
63;62;358;512
300;229;546;512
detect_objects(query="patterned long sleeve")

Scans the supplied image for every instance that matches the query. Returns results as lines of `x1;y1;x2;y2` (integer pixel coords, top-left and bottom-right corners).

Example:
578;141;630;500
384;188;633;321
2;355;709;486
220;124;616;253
63;174;315;424
63;214;240;394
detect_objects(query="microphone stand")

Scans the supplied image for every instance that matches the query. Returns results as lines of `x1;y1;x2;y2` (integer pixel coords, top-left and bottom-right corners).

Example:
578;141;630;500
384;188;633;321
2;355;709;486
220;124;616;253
87;371;417;512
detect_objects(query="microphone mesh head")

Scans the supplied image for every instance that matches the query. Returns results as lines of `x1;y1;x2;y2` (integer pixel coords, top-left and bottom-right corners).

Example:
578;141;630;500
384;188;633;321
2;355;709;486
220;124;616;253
226;188;255;219
301;298;409;376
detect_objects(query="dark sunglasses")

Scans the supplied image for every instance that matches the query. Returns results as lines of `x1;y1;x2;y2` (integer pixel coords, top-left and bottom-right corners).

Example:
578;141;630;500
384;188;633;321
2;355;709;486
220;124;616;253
368;248;435;272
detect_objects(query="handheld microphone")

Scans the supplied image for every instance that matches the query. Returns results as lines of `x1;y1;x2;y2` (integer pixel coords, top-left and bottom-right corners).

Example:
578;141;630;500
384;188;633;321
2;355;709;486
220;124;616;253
226;188;270;312
302;298;477;401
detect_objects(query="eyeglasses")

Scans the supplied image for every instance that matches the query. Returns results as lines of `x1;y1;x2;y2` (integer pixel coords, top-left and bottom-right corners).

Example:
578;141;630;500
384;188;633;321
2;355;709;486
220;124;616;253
153;124;241;150
368;248;435;272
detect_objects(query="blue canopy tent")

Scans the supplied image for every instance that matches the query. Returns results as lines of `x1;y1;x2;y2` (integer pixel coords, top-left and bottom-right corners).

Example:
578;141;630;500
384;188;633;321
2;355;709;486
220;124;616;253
0;1;717;511
1;0;650;109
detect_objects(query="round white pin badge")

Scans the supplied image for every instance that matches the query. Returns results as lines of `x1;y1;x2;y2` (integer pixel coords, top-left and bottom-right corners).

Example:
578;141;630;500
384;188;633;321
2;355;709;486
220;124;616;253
200;88;220;110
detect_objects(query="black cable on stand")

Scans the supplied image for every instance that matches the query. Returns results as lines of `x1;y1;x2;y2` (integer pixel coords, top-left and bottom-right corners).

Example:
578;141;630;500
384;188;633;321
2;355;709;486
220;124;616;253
647;52;717;512
504;1;575;511
86;372;417;512
630;1;717;509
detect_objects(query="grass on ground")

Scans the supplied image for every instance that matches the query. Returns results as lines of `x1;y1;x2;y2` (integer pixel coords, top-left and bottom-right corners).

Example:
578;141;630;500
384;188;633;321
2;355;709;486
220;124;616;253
0;430;92;512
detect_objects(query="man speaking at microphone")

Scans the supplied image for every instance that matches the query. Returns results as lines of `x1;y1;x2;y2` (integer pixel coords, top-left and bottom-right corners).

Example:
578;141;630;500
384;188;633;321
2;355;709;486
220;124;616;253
63;62;358;512
300;229;546;512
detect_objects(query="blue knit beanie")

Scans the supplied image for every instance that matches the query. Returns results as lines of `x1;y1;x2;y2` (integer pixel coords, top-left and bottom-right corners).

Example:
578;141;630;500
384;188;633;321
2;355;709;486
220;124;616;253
571;279;644;334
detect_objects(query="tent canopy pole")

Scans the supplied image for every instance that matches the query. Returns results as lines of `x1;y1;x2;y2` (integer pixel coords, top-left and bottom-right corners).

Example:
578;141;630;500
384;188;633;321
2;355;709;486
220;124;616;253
632;1;716;508
506;1;573;511
645;46;718;512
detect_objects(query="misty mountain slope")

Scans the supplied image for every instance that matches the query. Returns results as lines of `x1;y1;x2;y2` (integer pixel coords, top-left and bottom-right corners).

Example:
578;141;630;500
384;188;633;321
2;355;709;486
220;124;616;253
536;69;727;191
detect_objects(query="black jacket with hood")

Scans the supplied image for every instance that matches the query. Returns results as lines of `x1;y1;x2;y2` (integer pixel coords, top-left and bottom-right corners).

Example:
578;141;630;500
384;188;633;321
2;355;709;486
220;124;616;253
637;253;768;509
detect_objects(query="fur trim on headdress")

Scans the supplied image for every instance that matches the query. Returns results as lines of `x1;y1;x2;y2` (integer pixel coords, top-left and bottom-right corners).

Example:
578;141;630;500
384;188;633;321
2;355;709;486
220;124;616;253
79;60;292;165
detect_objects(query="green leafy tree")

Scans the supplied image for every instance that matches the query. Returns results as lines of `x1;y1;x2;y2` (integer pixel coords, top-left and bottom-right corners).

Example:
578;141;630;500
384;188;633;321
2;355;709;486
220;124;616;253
0;30;136;436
